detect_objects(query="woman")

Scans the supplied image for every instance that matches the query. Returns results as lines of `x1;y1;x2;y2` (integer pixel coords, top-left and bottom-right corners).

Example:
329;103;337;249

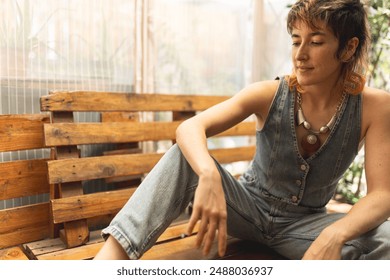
95;0;390;260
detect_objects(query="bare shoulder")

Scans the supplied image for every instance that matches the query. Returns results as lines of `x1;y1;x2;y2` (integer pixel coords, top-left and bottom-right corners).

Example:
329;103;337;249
362;86;390;136
233;79;280;119
362;86;390;119
240;79;280;98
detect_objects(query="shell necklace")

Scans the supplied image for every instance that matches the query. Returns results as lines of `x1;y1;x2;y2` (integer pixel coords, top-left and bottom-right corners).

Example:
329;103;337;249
296;91;346;156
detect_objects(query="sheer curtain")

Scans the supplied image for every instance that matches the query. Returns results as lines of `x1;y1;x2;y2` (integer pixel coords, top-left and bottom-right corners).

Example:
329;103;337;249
0;0;292;208
0;0;136;114
0;0;292;120
0;0;137;209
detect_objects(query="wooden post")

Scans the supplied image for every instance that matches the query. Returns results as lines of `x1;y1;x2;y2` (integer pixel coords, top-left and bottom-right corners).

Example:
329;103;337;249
50;111;89;248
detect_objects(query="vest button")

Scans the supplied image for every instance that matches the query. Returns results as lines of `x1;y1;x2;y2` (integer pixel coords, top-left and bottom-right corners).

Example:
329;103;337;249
300;164;307;171
291;195;298;203
295;180;302;186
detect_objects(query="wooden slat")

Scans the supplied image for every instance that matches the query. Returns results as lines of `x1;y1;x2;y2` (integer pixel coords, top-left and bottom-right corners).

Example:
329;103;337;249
0;158;49;200
28;230;104;260
157;222;196;243
0;247;29;260
0;114;49;152
0;203;50;249
44;122;179;146
32;222;198;260
218;122;255;137
101;112;139;122
211;146;255;164
47;153;163;184
24;237;68;260
51;188;136;224
30;230;285;260
41;91;229;112
37;241;101;260
44;121;255;146
142;236;286;260
34;236;285;260
100;111;143;187
46;147;255;185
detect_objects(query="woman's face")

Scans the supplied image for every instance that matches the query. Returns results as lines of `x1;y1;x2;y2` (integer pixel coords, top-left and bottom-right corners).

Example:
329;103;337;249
291;21;343;90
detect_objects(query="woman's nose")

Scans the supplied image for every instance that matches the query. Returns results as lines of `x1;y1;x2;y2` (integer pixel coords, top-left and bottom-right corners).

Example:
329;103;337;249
295;44;309;61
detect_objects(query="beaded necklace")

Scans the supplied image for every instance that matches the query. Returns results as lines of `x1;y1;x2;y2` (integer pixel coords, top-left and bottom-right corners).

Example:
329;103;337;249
296;91;346;155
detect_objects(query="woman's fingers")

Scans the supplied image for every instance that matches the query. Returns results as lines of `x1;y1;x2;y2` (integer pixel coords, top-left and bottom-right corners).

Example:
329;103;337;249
202;217;217;255
186;206;200;236
217;216;227;257
188;207;227;256
196;213;209;248
185;178;227;257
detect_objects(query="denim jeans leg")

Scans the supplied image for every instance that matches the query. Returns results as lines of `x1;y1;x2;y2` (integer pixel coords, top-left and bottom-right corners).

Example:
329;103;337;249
101;144;199;259
346;220;390;260
102;144;269;259
268;211;390;260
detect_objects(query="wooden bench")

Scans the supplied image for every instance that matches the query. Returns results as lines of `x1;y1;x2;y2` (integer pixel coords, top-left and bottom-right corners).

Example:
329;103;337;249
0;114;51;260
1;91;287;260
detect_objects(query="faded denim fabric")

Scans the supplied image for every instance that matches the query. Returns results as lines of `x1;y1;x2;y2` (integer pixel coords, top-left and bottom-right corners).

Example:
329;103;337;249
102;77;390;260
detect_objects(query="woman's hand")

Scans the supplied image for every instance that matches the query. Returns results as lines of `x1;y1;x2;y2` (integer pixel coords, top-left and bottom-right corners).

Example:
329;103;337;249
302;227;344;260
186;172;227;257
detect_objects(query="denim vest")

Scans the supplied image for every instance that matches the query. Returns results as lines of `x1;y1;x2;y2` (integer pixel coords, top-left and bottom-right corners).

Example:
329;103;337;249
245;77;362;209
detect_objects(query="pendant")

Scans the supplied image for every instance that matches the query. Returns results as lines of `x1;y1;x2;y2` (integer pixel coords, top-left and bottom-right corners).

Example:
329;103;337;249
301;133;321;155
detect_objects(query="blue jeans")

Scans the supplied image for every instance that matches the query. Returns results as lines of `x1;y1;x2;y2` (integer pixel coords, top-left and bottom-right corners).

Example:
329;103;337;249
102;145;390;259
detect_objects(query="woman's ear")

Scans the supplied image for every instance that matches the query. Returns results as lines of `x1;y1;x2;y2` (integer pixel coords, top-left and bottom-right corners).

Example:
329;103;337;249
342;37;359;62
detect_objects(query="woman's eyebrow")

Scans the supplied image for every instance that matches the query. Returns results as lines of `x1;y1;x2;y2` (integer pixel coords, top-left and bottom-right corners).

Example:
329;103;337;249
291;31;326;38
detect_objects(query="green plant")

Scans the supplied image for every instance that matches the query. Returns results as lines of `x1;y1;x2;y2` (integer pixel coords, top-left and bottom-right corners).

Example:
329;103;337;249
336;154;365;204
367;0;390;90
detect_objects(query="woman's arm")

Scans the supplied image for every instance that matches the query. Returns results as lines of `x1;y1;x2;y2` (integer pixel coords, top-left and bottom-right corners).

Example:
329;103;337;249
176;80;278;256
303;87;390;259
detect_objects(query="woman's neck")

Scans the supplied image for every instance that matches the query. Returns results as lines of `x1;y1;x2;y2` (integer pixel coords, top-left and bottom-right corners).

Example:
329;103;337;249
299;78;344;110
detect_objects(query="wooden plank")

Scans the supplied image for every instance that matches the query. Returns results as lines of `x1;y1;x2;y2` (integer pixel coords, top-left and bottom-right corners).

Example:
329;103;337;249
44;121;255;146
0;246;29;260
0;203;50;235
46;147;254;185
101;111;143;187
31;222;198;260
101;112;139;122
23;237;66;260
41;91;229;112
211;146;255;164
0;224;50;251
35;236;285;260
142;236;286;260
50;111;89;248
140;235;227;260
0;158;49;200
141;235;204;260
24;230;104;260
47;153;163;184
0;203;50;249
37;241;101;260
0;114;49;152
157;221;199;243
44;122;179;146
51;188;136;224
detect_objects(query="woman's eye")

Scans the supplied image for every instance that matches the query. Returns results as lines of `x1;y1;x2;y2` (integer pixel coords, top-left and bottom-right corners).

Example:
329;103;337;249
311;42;323;45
